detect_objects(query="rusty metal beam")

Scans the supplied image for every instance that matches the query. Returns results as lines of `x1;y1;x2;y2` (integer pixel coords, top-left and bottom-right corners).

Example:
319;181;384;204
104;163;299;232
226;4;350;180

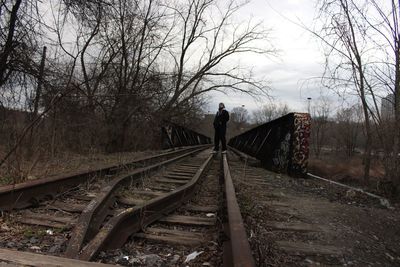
65;147;210;259
222;154;255;267
0;248;114;267
75;153;215;261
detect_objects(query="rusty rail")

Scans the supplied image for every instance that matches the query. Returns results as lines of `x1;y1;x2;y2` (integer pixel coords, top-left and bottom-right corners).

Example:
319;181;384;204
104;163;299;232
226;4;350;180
0;145;208;210
222;153;255;267
74;153;215;260
0;248;114;267
65;147;210;258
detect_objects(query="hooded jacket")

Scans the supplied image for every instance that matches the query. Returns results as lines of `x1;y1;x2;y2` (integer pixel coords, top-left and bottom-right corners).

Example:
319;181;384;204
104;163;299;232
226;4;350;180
213;109;229;129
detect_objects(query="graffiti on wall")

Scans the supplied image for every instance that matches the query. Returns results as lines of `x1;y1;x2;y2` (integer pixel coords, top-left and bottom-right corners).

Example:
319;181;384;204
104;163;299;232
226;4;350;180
290;113;311;175
228;113;311;177
272;132;291;171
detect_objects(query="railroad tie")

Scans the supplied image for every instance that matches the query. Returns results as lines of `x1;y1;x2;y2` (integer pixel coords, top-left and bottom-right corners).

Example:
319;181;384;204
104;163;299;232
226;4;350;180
117;197;146;206
276;241;342;256
185;204;219;213
163;175;192;180
134;227;207;246
130;190;164;197
169;169;197;174
265;221;325;232
166;172;194;177
159;215;216;226
17;211;75;229
155;178;188;184
47;201;87;213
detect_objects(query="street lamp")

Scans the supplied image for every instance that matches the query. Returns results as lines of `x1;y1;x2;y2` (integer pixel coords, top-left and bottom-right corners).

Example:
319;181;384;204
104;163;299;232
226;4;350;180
307;97;312;114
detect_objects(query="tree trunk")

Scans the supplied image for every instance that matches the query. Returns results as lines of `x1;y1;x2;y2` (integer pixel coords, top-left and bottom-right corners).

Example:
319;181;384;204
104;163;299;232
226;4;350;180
51;110;57;158
0;0;22;86
27;46;47;158
392;36;400;192
361;98;372;184
106;113;130;153
363;127;372;184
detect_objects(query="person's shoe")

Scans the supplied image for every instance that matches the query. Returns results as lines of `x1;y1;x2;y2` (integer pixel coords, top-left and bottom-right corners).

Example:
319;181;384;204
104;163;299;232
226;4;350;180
221;150;227;154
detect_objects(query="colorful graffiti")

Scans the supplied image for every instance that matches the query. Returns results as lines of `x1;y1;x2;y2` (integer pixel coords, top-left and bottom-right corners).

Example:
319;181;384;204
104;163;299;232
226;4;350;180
291;113;311;174
272;132;291;170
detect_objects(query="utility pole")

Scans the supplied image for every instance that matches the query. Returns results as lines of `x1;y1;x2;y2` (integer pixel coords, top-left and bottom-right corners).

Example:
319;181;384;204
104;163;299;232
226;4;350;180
28;46;47;158
307;97;312;114
33;46;47;118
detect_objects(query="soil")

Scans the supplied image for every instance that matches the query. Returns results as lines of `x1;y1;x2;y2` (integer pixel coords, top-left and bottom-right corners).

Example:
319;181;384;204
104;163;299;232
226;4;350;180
229;153;400;267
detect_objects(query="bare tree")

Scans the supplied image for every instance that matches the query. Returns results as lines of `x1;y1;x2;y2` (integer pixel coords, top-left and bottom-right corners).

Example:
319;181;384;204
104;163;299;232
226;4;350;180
0;0;42;87
310;96;331;158
334;104;363;157
252;101;289;124
0;0;23;86
231;106;249;124
314;0;400;189
230;105;249;136
315;0;380;182
161;0;274;114
0;0;52;171
43;0;174;152
362;0;400;190
0;0;278;180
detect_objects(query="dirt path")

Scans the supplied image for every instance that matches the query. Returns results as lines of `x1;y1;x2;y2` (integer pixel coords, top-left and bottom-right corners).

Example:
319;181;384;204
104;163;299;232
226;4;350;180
229;154;400;267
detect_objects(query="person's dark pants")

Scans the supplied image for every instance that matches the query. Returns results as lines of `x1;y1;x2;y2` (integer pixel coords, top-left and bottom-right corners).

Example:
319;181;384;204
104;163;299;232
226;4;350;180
214;127;227;151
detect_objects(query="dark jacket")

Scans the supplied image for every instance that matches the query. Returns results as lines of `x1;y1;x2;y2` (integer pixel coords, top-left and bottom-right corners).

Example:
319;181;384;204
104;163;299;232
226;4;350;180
213;109;229;129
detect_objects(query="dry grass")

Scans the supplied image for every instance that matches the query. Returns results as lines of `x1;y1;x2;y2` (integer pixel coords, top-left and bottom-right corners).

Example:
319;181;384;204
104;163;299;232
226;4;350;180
308;153;385;185
0;149;160;186
305;152;400;198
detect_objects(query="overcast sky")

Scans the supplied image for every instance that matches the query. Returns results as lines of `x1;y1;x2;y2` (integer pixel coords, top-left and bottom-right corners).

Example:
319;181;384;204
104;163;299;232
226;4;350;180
207;0;333;114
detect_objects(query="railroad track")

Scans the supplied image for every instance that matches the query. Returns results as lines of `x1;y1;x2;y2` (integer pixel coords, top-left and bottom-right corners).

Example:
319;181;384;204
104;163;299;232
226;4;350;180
0;145;208;211
0;148;255;266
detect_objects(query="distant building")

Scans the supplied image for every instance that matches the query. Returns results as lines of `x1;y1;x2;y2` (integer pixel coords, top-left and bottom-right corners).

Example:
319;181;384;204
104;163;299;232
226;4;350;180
381;94;395;120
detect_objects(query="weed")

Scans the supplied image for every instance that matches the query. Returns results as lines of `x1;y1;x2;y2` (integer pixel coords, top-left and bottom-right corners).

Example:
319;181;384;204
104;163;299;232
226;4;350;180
23;227;46;238
0;176;13;186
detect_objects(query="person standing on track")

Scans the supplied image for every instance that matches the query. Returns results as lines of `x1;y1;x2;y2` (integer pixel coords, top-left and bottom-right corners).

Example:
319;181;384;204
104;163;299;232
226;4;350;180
213;102;229;153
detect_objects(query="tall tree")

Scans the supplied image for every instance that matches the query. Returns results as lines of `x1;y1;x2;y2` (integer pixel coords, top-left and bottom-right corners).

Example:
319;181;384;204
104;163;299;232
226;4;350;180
252;101;289;124
310;96;331;159
162;0;274;114
315;0;400;188
335;105;362;157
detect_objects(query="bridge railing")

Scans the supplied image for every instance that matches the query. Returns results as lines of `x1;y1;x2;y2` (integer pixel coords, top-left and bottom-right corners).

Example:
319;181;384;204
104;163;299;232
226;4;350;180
161;122;212;149
228;113;311;176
